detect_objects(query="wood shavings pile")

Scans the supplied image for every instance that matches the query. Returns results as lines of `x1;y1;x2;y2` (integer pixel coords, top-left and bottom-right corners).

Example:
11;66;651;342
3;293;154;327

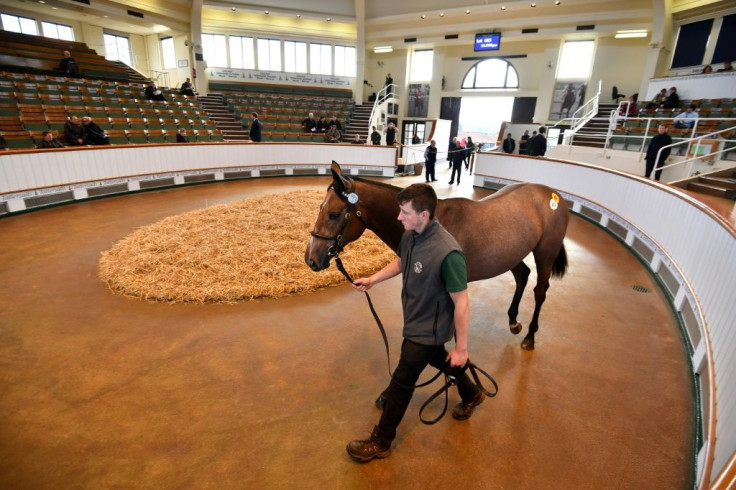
98;190;394;303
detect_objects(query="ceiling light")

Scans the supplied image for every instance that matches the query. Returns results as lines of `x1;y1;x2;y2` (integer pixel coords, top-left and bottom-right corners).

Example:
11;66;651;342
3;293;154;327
531;3;537;7
231;7;236;11
326;17;331;21
555;0;561;4
439;12;444;17
264;10;269;14
421;15;426;19
374;46;393;53
39;1;45;3
615;30;648;38
296;14;301;18
501;6;507;10
465;10;471;14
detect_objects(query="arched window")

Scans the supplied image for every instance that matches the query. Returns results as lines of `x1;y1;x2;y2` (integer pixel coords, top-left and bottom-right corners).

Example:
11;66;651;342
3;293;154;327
462;59;519;89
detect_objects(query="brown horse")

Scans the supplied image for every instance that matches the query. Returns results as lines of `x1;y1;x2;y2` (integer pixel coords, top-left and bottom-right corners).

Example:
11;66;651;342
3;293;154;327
305;162;569;350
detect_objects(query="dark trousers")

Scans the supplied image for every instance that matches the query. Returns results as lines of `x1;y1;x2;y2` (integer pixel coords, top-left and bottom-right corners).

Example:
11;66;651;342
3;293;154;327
449;160;463;184
376;339;480;442
425;161;436;181
645;157;665;180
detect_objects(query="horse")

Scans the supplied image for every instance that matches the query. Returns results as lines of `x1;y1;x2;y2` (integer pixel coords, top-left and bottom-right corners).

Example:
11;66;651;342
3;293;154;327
305;161;569;350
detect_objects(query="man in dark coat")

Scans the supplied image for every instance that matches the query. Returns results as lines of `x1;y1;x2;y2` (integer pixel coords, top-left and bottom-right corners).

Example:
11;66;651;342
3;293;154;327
64;115;85;146
448;137;464;184
370;126;381;145
527;127;547;157
82;117;110;145
145;81;167;101
58;50;78;77
645;124;672;181
502;133;515;154
249;112;262;142
519;130;530;155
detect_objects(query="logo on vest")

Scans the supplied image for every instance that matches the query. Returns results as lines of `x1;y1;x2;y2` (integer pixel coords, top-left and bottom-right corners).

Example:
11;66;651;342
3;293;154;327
413;261;423;274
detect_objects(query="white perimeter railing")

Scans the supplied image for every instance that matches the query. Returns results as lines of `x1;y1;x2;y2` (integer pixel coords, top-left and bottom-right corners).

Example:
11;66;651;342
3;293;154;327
473;151;736;489
0;142;398;214
368;83;399;139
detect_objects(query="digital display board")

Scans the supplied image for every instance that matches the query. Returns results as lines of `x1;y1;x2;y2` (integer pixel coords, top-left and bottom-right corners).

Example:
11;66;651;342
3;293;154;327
474;32;501;51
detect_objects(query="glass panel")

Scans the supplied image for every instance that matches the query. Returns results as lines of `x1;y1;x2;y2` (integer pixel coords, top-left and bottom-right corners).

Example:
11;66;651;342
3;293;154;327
19;16;38;35
285;41;307;73
475;59;507;87
58;25;74;41
117;36;131;66
257;39;280;70
462;67;476;89
506;65;519;87
161;37;176;69
202;34;227;67
42;22;58;39
310;44;332;75
557;40;595;79
230;37;243;69
1;14;21;33
410;50;433;82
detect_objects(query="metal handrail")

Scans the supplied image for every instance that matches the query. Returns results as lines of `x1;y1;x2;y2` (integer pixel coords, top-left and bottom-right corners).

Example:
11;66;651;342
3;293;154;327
368;83;398;138
654;125;736;178
551;80;601;146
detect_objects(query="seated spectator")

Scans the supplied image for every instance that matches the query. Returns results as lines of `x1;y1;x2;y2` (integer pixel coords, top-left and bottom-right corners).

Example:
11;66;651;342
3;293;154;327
619;94;638;117
145;81;167;102
176;128;190;143
58;50;79;77
325;125;341;143
328;115;342;132
662;86;680;109
81;117;110;145
350;134;364;144
645;88;668;110
301;113;317;133
315;117;328;132
702;65;713;74
718;61;733;72
180;78;196;97
38;130;64;148
64;115;85;146
674;104;700;129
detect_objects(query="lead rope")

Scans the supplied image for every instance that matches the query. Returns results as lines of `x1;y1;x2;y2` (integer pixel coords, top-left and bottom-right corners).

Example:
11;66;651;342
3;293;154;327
334;256;498;425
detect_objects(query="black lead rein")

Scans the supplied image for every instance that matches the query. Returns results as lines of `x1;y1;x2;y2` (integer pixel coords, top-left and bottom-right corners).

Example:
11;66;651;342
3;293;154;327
334;255;498;425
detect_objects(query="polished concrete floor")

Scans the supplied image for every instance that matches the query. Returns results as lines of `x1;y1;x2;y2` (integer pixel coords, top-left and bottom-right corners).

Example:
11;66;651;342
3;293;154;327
0;166;695;488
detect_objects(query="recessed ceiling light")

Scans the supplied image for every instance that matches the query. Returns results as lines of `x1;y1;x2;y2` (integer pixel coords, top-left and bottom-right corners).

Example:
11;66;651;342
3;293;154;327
103;15;108;18
39;1;45;3
555;0;561;4
296;14;301;18
326;17;331;21
231;7;236;11
501;6;507;10
439;12;444;17
421;15;426;19
51;7;57;9
465;10;471;14
264;10;269;14
531;3;537;6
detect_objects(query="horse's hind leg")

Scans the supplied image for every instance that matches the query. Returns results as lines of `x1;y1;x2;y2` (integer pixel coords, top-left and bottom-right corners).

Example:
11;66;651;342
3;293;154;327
508;262;530;335
522;255;556;350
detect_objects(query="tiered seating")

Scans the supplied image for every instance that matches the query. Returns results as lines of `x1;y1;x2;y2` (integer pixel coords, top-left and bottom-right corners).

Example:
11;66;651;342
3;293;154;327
0;72;218;149
222;92;354;142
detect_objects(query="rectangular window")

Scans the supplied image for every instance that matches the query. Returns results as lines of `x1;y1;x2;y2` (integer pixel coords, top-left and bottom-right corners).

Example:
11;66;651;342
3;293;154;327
712;14;736;64
229;36;255;69
1;13;38;35
410;49;434;82
284;41;307;73
671;19;714;68
334;45;356;77
41;21;74;41
160;37;176;69
310;43;332;75
201;33;228;68
557;40;595;79
104;33;131;66
257;38;281;71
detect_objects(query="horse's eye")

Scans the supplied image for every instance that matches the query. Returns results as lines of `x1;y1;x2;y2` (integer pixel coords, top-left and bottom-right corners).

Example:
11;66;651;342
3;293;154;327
328;212;341;220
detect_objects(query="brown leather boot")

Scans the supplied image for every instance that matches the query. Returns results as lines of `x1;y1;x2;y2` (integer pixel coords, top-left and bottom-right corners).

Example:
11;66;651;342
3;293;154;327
346;426;392;462
451;390;484;420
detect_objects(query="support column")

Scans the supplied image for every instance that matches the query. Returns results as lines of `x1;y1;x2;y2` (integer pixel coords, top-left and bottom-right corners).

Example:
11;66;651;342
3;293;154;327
190;0;207;95
354;0;365;104
638;0;674;97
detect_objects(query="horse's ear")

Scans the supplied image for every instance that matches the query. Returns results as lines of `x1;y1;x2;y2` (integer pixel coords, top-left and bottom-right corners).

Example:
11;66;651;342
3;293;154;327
330;161;350;193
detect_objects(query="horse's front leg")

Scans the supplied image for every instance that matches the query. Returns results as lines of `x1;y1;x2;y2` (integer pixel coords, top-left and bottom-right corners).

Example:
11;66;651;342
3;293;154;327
522;277;551;350
508;262;530;335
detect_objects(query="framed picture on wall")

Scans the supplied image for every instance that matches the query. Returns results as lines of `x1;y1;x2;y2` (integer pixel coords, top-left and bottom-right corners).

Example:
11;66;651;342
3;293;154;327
177;59;189;68
550;81;588;119
393;104;399;115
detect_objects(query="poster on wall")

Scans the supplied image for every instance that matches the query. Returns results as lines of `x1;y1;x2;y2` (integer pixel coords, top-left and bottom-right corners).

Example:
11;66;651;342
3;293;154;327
550;81;588;120
408;83;430;118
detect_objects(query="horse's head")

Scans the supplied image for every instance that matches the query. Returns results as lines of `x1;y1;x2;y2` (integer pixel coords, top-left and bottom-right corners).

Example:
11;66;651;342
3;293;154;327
305;161;368;271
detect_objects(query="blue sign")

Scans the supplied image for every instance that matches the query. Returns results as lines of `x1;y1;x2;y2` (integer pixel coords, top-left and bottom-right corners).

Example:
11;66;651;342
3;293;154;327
474;33;501;51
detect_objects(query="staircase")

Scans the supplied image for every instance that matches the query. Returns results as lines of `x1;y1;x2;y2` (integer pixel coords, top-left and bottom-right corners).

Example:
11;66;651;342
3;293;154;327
114;61;148;85
344;104;372;141
571;103;618;148
684;170;736;200
197;94;249;141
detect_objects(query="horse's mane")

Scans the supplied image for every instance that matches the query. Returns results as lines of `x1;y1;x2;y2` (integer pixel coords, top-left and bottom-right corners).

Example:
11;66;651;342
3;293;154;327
353;176;402;193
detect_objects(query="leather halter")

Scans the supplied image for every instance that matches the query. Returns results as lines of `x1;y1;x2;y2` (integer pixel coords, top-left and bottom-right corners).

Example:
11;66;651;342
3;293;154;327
309;181;367;258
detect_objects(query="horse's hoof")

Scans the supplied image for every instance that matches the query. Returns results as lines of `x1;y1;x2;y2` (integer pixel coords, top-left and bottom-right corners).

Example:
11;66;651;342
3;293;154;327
509;322;522;335
521;339;535;350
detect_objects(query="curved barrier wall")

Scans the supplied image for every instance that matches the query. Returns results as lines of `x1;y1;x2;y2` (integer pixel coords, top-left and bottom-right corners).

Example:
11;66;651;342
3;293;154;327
1;144;733;486
473;152;735;488
0;142;398;214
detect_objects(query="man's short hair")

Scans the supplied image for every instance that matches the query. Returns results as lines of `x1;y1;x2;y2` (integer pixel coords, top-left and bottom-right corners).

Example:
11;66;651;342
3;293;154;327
397;183;438;218
539;127;546;134
42;129;52;136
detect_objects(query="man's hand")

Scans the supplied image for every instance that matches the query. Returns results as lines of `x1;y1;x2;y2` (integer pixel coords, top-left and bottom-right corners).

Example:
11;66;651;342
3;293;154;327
446;347;468;368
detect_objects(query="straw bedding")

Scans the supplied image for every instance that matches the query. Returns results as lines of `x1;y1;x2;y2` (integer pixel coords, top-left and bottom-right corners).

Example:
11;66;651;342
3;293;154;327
98;190;395;303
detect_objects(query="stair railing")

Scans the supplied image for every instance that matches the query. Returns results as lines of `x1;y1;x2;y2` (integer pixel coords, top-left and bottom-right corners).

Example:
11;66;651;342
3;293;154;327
653;124;736;181
551;80;602;146
368;84;399;138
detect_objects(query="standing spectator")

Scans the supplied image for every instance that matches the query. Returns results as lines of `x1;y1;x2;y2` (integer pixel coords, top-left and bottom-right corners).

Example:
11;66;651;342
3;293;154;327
249;112;262;142
38;130;64;148
370;126;381;145
527;127;547;157
180;78;196;96
674;104;699;129
81;117;110;145
145;81;167;102
302;113;317;133
502;133;515;154
465;136;475;171
385;73;393;89
519;130;530;155
645;124;672;181
176;128;190;143
662;86;680;109
448;137;464;185
412;133;420;145
346;183;482;462
64;115;85;146
58;50;78;77
424;139;438;182
385;122;398;146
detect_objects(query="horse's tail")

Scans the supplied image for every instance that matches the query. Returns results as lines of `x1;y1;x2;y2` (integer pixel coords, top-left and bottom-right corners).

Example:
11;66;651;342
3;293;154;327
551;243;568;279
